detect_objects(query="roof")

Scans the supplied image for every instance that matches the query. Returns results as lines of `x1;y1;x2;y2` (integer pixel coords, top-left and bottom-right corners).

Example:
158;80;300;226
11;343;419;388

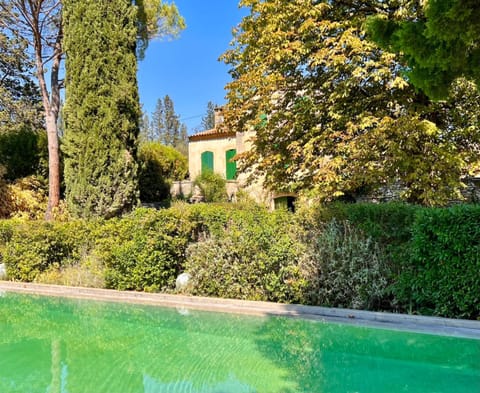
189;128;236;142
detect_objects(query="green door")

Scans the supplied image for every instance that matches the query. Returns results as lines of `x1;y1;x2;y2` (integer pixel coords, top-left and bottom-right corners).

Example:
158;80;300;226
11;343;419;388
225;149;237;180
201;151;214;174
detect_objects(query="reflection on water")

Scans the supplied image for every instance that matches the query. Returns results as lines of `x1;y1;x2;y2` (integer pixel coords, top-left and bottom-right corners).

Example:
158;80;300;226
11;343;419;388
0;293;478;393
143;374;256;393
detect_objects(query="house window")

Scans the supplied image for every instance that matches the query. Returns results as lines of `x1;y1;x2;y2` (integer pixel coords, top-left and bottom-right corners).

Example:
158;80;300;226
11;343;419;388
225;149;237;180
201;151;214;174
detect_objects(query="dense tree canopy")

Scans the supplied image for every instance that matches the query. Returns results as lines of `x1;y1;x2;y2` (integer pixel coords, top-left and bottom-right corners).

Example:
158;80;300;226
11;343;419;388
63;0;141;218
222;0;480;205
366;0;480;100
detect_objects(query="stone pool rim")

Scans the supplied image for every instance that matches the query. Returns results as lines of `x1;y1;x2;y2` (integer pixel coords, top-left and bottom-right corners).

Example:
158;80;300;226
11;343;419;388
1;281;479;339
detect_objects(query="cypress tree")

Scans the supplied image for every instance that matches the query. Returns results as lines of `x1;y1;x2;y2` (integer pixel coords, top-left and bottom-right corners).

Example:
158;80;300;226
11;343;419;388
62;0;140;218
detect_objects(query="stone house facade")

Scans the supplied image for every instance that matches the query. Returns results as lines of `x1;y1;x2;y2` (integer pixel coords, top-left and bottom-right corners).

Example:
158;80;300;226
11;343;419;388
171;108;294;208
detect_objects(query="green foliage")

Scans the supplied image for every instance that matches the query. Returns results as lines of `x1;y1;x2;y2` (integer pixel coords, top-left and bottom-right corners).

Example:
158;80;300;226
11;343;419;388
1;201;478;319
366;1;480;100
134;0;185;59
2;221;81;281
0;175;48;220
102;208;193;292
0;128;48;181
223;0;480;206
305;220;390;310
138;142;188;202
193;171;228;203
396;205;480;319
185;208;310;303
312;202;420;246
1;208;193;291
63;0;140;218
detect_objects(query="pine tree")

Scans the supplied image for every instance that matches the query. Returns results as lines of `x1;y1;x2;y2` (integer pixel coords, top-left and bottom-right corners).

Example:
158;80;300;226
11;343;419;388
63;0;140;218
176;123;188;156
151;98;165;143
163;95;180;146
201;101;216;130
150;95;188;156
139;109;153;142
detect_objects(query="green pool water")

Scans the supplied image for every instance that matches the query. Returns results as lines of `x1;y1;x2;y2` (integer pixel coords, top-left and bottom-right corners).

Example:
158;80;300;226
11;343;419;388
0;293;478;393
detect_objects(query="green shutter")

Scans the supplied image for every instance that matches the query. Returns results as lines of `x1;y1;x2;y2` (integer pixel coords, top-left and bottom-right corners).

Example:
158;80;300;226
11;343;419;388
201;151;214;174
226;149;237;180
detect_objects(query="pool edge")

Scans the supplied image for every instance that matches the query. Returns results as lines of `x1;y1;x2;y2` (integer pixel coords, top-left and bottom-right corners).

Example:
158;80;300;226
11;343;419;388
1;280;479;339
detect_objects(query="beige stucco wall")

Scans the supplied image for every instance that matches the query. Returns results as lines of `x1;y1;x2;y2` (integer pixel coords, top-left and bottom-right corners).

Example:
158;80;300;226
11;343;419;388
188;136;237;180
185;130;284;207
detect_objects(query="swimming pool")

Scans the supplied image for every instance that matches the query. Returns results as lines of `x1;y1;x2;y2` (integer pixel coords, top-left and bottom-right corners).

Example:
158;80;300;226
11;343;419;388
0;292;479;393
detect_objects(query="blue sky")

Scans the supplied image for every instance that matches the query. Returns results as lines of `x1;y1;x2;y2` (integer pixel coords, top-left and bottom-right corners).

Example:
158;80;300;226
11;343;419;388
137;1;247;134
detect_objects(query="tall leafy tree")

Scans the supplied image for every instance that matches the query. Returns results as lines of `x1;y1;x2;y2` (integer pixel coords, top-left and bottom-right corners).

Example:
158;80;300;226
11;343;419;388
222;0;480;205
366;0;480;100
201;101;216;130
0;0;63;219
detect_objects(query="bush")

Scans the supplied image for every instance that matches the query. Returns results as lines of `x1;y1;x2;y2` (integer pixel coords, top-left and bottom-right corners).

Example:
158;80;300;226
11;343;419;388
395;205;480;319
0;128;47;181
0;173;48;220
138;142;188;203
185;208;311;303
101;208;193;292
305;220;390;310
193;171;227;203
2;221;84;281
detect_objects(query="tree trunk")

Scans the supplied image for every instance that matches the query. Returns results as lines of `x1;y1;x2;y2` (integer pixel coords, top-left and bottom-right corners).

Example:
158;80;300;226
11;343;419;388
45;111;61;219
33;20;62;221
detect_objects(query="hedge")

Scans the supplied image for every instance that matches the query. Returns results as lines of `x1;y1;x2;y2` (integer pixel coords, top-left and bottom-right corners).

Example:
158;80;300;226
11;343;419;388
0;202;478;319
395;205;480;319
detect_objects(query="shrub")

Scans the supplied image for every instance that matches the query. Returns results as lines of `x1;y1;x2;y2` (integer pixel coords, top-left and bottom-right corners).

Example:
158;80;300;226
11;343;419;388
0;175;48;219
185;208;311;303
305;220;390;310
2;221;84;281
138;142;188;203
193;171;228;203
36;255;105;288
395;205;480;319
0;128;47;181
101;208;193;292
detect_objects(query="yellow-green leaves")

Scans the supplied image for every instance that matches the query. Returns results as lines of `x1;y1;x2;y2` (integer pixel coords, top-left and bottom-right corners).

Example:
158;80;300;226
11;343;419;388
223;0;480;205
135;0;185;59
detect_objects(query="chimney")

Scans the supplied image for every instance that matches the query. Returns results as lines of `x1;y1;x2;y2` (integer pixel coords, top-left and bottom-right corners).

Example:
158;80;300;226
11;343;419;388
214;107;224;128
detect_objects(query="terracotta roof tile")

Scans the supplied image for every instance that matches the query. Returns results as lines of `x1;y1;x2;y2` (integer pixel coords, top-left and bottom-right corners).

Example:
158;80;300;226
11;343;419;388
189;128;236;141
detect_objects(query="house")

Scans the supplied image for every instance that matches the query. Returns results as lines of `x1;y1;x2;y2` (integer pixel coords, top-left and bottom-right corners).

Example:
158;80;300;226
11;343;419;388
171;107;297;209
172;107;480;207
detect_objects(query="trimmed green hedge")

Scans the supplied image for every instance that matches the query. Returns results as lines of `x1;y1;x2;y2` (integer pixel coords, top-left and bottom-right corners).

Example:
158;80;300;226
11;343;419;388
0;202;478;319
396;205;480;319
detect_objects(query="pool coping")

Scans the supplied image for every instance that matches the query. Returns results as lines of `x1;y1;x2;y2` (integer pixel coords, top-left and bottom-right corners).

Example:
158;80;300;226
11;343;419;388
1;281;479;339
